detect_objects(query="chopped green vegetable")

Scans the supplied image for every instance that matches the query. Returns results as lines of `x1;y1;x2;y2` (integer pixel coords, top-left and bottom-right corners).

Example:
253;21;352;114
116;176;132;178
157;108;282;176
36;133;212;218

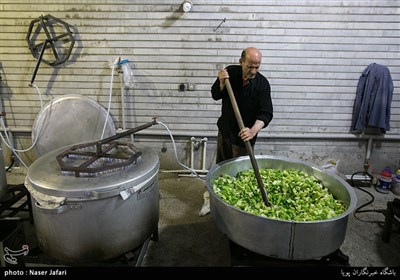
212;168;347;221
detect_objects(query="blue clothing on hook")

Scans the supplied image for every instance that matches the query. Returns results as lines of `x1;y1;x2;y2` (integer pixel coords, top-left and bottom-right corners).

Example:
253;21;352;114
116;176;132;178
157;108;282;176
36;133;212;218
350;63;393;134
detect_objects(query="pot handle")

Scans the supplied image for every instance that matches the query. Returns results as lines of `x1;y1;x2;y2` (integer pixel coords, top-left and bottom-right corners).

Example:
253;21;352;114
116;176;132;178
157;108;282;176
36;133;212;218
35;202;82;214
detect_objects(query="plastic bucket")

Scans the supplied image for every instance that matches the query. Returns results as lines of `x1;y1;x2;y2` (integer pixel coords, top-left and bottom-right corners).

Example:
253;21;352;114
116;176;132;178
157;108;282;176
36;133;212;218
376;175;392;193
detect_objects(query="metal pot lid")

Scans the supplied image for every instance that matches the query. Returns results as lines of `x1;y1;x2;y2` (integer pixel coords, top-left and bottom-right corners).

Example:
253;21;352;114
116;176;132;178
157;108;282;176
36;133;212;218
25;144;159;200
32;94;116;157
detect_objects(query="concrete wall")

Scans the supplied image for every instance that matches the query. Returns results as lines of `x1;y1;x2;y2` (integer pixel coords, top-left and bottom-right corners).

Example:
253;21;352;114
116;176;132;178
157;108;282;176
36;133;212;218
0;0;399;177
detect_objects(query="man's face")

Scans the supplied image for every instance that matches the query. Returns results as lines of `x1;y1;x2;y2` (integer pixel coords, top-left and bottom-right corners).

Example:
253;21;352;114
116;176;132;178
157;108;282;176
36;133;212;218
240;55;261;81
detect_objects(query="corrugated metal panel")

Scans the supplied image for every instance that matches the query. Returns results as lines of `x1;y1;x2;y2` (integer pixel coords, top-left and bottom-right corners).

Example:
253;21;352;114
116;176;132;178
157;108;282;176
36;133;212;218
0;0;399;170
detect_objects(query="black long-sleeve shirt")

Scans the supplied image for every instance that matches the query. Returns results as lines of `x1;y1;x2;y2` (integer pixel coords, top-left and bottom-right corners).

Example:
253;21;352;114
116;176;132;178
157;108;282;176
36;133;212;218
211;65;273;147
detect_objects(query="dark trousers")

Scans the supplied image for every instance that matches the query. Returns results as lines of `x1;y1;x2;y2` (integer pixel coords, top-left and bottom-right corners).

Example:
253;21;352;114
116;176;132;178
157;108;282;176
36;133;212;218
216;131;251;163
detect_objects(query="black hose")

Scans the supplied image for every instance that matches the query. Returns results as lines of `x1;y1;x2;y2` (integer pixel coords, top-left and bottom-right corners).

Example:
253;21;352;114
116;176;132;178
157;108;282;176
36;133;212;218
5;156;14;172
350;171;386;225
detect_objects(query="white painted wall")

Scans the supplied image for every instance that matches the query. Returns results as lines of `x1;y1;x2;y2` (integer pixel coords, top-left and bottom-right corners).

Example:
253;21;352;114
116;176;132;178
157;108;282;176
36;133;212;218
0;0;399;176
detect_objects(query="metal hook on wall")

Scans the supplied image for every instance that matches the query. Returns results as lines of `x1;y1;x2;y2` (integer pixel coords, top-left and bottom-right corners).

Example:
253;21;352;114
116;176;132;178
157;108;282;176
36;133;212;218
214;18;226;32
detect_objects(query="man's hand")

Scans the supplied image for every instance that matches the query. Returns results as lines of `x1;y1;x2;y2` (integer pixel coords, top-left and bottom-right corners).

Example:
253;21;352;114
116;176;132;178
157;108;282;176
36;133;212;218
239;120;265;142
239;127;255;142
218;69;229;91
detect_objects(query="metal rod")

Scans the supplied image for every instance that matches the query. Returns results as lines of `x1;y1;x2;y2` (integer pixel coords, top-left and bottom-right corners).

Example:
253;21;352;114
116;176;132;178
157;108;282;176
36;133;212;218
98;118;157;145
39;15;59;61
95;118;157;155
30;39;50;85
214;18;226;32
224;79;270;207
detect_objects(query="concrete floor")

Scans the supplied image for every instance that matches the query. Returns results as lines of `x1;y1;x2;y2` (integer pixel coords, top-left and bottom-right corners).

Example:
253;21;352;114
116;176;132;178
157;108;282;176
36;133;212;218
1;169;400;268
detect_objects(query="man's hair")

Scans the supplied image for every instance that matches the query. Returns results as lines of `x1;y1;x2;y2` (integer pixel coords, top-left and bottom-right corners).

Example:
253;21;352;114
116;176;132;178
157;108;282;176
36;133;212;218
241;50;247;61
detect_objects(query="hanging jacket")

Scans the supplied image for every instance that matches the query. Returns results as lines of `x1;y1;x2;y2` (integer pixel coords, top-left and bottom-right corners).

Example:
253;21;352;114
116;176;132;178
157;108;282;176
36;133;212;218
350;63;394;134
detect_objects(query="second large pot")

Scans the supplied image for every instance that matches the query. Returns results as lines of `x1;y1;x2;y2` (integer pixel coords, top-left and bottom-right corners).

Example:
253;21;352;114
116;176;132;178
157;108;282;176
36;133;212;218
206;155;357;260
25;144;159;263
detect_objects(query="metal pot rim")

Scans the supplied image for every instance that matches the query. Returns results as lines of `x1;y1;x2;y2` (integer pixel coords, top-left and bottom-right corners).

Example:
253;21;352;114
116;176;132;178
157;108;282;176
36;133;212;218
26;145;160;200
206;155;357;223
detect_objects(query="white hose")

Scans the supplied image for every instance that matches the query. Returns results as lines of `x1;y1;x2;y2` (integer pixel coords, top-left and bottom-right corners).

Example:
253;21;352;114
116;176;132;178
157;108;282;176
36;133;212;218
156;121;203;180
100;64;115;140
0;117;29;169
31;83;45;111
0;83;47;170
6;83;44;153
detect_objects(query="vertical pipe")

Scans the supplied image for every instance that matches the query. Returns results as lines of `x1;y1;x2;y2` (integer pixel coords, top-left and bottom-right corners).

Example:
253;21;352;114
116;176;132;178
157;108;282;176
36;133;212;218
365;138;373;172
201;137;208;171
366;138;373;161
120;72;126;131
119;67;133;143
190;137;195;169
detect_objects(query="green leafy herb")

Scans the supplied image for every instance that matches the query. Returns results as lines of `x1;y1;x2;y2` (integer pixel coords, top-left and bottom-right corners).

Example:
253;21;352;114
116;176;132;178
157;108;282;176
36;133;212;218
212;168;347;221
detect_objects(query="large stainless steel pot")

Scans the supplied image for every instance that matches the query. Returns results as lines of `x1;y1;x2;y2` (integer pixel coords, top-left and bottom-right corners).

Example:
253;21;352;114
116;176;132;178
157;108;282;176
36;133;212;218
206;155;357;260
24;144;159;263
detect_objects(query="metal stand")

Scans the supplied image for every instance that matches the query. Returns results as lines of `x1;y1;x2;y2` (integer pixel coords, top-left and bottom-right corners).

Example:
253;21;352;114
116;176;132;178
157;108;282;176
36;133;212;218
0;185;33;224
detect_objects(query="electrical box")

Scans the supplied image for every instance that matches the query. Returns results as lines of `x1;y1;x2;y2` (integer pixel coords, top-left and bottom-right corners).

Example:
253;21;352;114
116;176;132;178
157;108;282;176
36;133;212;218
179;83;186;91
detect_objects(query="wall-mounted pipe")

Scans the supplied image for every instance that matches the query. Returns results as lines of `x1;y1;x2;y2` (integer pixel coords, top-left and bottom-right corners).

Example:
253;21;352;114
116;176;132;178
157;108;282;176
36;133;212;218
163;136;209;176
5;126;400;141
3;126;400;175
200;137;208;171
365;137;373;172
190;137;196;169
190;137;207;172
